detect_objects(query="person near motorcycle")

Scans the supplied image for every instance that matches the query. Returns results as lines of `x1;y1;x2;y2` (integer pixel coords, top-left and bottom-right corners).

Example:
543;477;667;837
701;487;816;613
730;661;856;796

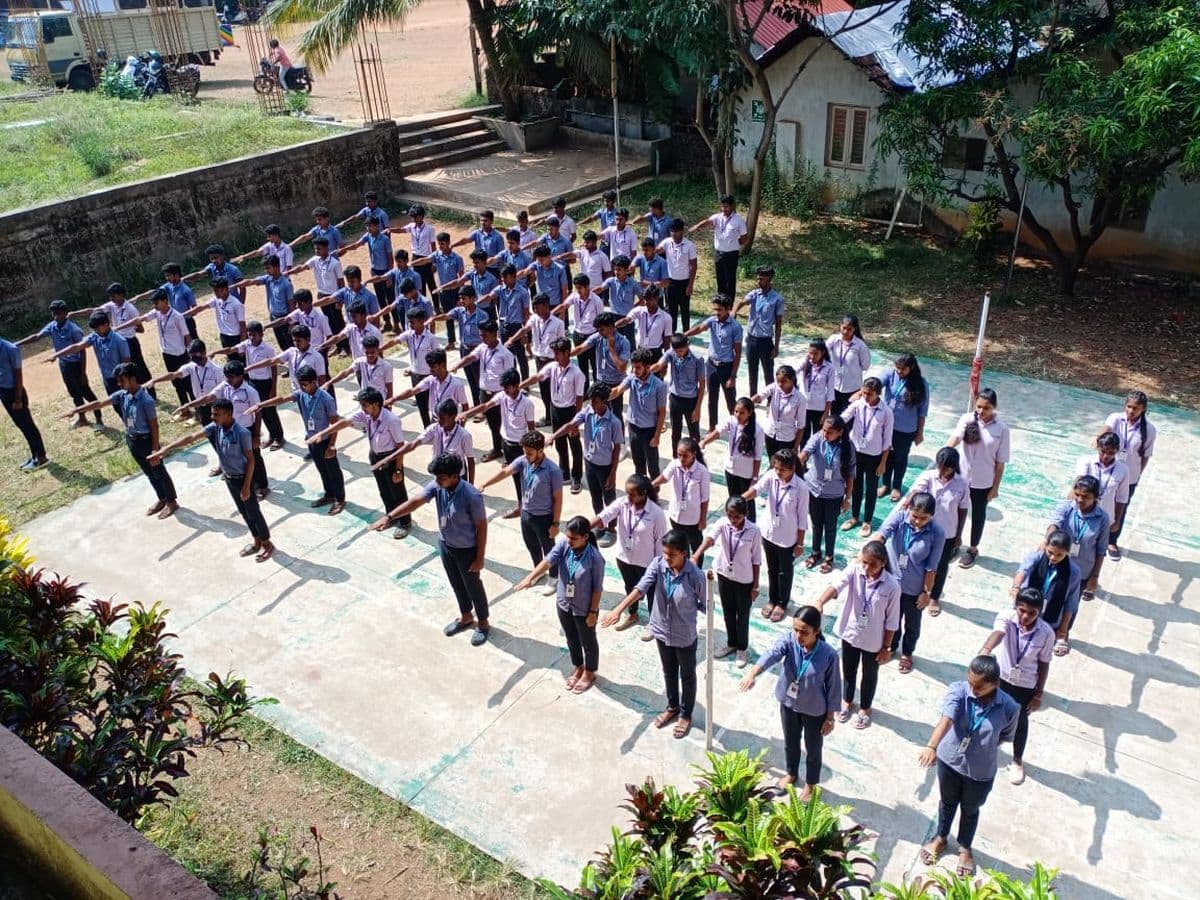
269;39;292;92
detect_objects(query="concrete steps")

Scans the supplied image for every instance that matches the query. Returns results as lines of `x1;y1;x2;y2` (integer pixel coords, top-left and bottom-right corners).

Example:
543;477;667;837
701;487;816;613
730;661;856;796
397;106;507;176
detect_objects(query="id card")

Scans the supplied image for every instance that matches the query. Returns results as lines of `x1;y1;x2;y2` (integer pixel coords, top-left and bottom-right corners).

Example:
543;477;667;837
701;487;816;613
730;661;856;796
898;553;909;569
565;583;576;598
306;418;316;432
958;737;971;753
857;614;869;628
1118;450;1128;463
786;681;799;699
1069;544;1080;558
439;515;449;529
724;562;734;574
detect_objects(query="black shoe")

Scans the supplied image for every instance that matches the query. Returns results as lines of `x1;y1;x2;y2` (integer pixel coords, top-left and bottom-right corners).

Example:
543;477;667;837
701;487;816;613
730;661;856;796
310;495;334;508
570;479;582;495
444;619;473;637
471;627;490;646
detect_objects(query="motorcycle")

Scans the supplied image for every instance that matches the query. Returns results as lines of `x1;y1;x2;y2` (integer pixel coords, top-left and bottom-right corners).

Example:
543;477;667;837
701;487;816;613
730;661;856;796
115;51;200;99
254;58;313;94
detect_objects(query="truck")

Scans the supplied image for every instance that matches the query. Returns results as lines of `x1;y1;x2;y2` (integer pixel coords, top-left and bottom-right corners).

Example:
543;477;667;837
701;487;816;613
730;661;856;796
6;0;222;90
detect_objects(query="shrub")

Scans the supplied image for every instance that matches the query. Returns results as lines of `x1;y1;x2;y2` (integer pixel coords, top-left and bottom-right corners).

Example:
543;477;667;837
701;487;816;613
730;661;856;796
0;521;273;823
99;62;139;101
67;125;117;177
285;90;312;116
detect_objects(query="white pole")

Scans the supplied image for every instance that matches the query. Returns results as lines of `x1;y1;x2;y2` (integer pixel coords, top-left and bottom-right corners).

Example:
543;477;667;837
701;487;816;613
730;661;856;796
969;290;991;411
610;28;622;206
705;575;715;751
884;185;907;242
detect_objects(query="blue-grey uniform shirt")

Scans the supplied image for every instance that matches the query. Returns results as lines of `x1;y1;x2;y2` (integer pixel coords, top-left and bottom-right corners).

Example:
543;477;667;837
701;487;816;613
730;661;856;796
544;538;606;615
110;387;157;436
572;408;624;464
621;374;668;428
204;420;253;476
399;293;436;323
645;212;672;244
0;340;22;390
357;205;389;228
743;288;784;339
879;508;947;596
468;271;501;306
422;478;486;549
1049;499;1109;579
882;369;930;434
602;276;642;316
334;285;380;316
86;331;131;380
585;331;631;385
704;316;743;365
38;320;85;364
634;254;668;284
638;557;707;647
293;387;338;438
495;284;531;326
310;223;344;249
469;227;505;259
594;207;618;229
448;306;490;349
533;262;569;304
758;635;842;717
256;274;296;318
803;434;855;500
498;248;532;271
540;232;573;257
936;681;1020;781
665;351;704;398
206;260;245;300
359;231;393;271
509;455;563;516
161;280;196;315
432;250;465;287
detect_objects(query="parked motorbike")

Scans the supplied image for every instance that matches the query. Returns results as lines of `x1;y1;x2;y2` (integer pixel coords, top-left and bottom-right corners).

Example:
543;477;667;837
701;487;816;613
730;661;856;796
116;51;200;99
254;58;313;94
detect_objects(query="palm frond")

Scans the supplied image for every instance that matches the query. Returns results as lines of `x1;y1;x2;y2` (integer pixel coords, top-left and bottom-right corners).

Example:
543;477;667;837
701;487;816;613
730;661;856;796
264;0;424;74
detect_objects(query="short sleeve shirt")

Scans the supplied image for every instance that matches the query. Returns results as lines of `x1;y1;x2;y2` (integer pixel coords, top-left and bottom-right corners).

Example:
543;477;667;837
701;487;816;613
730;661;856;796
508;455;563;516
706;518;762;584
663;459;710;526
350;407;405;454
292;387;338;437
586;331;631;385
571;408;623;464
204;420;253;475
621;374;668;428
87;331;130;380
665;350;705;398
544;539;607;615
830;562;902;653
422;479;486;549
704;316;742;365
39;320;85;363
743;288;784;338
992;609;1055;689
540;361;586;408
597;496;668;567
657;237;697;280
110;387;157;435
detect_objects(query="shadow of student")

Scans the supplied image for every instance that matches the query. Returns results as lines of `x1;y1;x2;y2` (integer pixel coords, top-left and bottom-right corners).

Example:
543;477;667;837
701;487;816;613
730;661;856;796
158;507;251;560
480;629;566;710
867;708;937;751
1069;638;1200;709
1102;590;1200;655
1057;697;1176;774
257;552;351;615
818;787;937;883
1046;870;1126;900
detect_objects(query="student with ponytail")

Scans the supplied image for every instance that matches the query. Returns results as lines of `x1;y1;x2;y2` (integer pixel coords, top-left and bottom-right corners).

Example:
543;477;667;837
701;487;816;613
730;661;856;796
1012;530;1080;657
592;473;668;635
743;449;808;622
1101;390;1156;558
879;353;929;501
654;438;712;556
799;340;835;443
798;414;855;574
841;376;893;536
694;495;762;667
753;364;804;458
947;388;1010;569
702;396;765;520
1076;431;1130;561
906;447;969;615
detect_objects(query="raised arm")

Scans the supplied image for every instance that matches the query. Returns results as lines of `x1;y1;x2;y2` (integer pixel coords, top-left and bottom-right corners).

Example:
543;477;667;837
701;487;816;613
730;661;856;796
147;428;209;462
369;489;429;531
306;418;353;444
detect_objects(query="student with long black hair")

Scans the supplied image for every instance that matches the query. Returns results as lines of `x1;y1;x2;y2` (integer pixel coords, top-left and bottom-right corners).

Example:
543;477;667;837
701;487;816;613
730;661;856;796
753;364;804;458
799;340;835;444
1048;475;1108;602
1101;390;1156;558
880;353;929;501
947;388;1010;569
1075;431;1129;560
798;414;855;573
694;496;762;667
815;540;899;731
877;492;945;674
592;473;668;635
653;437;711;556
826;314;871;415
516;515;606;694
702;396;765;521
602;529;708;740
1012;530;1080;657
743;449;808;622
906;447;969;616
841;376;893;537
739;605;841;797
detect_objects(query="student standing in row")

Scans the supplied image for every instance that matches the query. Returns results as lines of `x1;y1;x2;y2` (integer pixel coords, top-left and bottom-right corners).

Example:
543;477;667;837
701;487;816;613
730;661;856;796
551;384;623;541
597;256;641;351
1075;432;1129;555
508;294;565;423
651;333;706;448
372;453;491;646
743;449;808;622
815;540;899;730
1012;530;1080;657
690;194;747;299
702;397;764;519
657;219;698;333
429;232;465;347
654;438;711;557
92;283;157;394
619;285;673;361
576;313;631;417
979;588;1055;786
143;290;193;410
799;415;854;574
603;529;708;740
840;376;892;537
947;388;1010;569
734;266;784;397
461;369;534;518
592;473;667;635
826;315;871;415
1101;390;1155;559
917;655;1019;879
799;340;834;444
880;353;929;501
430;286;488;405
188;277;247;351
483;430;563;590
1048;475;1107;602
50;311;130;398
392;349;467;430
18;300;101;431
0;336;48;471
521;338;585;493
223;322;284;451
739;606;840;796
515;517;606;694
159;264;199;340
377;399;475;484
149;399;274;561
559;276;604;388
686;295;742;431
695;496;762;667
486;265;531;379
199;360;268;494
453;322;515;463
64;363;176;517
906;447;969;616
610;348;667;480
877;493;945;674
247;325;328;397
149;339;222;425
753;364;803;458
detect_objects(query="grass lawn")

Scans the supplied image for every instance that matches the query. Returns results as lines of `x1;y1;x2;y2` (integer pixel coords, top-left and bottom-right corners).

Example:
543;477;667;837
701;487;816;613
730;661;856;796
0;93;330;213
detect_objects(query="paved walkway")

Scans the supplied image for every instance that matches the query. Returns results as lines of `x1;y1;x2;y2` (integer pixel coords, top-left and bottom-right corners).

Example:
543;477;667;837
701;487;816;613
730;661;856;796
18;336;1200;897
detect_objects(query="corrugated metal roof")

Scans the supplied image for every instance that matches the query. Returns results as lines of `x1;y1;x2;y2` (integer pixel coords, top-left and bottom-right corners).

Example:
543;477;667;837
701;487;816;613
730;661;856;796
742;0;856;59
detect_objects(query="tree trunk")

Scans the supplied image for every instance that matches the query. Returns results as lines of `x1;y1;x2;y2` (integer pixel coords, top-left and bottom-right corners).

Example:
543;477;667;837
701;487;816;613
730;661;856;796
465;0;519;120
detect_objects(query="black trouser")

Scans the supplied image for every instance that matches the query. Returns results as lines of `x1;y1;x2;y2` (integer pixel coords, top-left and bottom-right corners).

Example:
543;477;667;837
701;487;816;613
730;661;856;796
832;390;855;417
196;404;213;427
781;705;825;785
714;249;739;299
162;352;193;407
250;447;268;493
725;472;755;521
802;409;824;445
224;474;270;541
889;592;922;656
413;262;434;299
666;278;691;332
618;321;637;353
657;639;697;717
809;495;841;559
617;559;648;616
325;306;348;354
501;322;529;379
1000;679;1037;761
628;423;661;479
219;333;241;351
763;539;795;609
851;450;883;524
410;371;432;428
372;268;397;331
572;331;596;388
103;376;119;397
127;433;176;502
272;323;294;352
371;452;411;528
669;394;701;448
250;378;284;444
520;510;556;573
717;574;752;651
1;387;46;461
534;356;553;419
441;542;488;622
745;335;774;396
841;643;880;709
503;439;523;500
764;434;794;459
460;345;481;405
557;605;599;672
481;390;503;454
551;404;583;482
883;429;916;493
672;519;704;557
585;460;615;516
936;760;994;848
59;361;100;417
931;539;958;601
123;336;155;397
184;316;199;341
968;486;991;547
608;394;624;425
309;438;345;501
438;289;460;344
706;361;735;429
1111;481;1137;544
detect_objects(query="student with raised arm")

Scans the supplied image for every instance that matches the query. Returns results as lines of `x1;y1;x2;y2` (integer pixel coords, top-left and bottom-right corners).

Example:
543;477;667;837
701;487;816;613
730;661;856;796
1100;390;1155;559
577;189;618;246
482;430;563;586
483;265;531;379
232;224;295;272
369;253;421;333
158;263;199;340
743;448;808;622
601;207;639;262
657;218;698;332
650;333;705;448
50;310;130;400
688;194;747;299
428;231;465;347
217;321;284;451
149;398;274;561
841;376;893;537
814;540;899;731
288;206;344;252
189;359;268;493
633;235;669;295
694;495;762;668
146;338;221;425
521;245;571;317
245;324;329;399
487;229;532;283
561;229;610;290
905;446;969;616
514;516;606;693
799;340;835;444
1047;474;1108;602
390;348;467;430
138;289;193;410
946;387;1010;570
0;336;47;472
601;529;708;740
20;299;101;431
550;383;623;541
701;396;765;520
734;266;784;396
1012;530;1080;657
182;244;245;300
394;204;436;297
341;216;396;329
520;337;585;493
340;190;389;231
618;284;672;362
231;255;295;337
739;605;840;796
556;274;604;387
609;347;667;480
371;452;491;646
383;306;439;403
187;277;247;350
875;492;945;675
632;197;673;244
248;365;345;515
597;255;642;350
752;364;803;459
325;334;394;400
652;438;711;556
70;282;155;394
685;295;742;430
514;209;538;248
64;362;177;517
451;210;505;274
570;312;630;413
312;386;412;540
459;369;535;518
429;285;488;405
508;293;566;421
591;473;667;635
264;289;331;358
450;320;514;462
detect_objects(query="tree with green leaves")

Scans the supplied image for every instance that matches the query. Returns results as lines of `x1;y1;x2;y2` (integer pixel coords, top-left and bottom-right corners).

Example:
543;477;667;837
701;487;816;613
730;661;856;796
878;0;1200;294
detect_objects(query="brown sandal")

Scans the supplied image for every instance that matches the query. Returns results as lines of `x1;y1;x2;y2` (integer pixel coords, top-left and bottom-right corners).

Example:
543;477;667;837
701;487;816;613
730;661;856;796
769;605;787;623
898;656;913;674
673;717;691;739
819;557;834;574
654;708;679;729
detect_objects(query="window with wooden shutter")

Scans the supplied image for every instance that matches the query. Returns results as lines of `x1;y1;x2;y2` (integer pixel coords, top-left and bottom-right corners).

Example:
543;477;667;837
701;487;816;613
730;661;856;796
826;104;870;169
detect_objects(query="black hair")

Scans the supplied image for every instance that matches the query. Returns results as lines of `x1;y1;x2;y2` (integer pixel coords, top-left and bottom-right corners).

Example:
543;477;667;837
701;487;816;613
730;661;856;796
460;285;476;298
725;495;749;517
366;216;381;227
501;264;518;278
1073;474;1100;497
1046;528;1072;553
399;278;418;295
861;539;891;572
532;292;551;307
661;529;691;554
861;375;883;395
631;347;658;366
162;263;182;276
935;445;961;474
793;605;826;640
670;333;689;349
719;193;735;205
520;430;546;450
348;301;367;316
573;273;591;287
295;289;313;304
643;285;661;302
295;365;318;383
734;397;757;457
429;452;464;477
106;281;127;296
247;320;263;334
344;265;362;280
892;353;927;409
909;491;936;516
223;359;245;377
669;217;685;231
205;244;224;256
313;236;330;247
611;254;631;268
1125;390;1150;460
290;325;311;340
409;204;426;216
564;514;599;549
394;249;410;262
362;335;381;348
649;196;665;210
1097;431;1120;452
968;654;1001;683
775;364;797;388
625;472;659;505
771;448;797;471
677;436;707;469
533;245;552;258
436;231;451;242
357;386;384;405
211;277;230;290
977;387;999;408
264;254;281;269
840;313;863;341
426;349;447;368
822;414;853;483
436;399;460;418
500;368;521;388
553;195;567;207
479;319;498;332
802;339;829;375
505;230;521;243
151;288;169;303
1015;587;1045;612
479;209;495;220
49;299;68;312
312;206;329;218
550;337;573;355
470;249;488;262
113;361;139;380
211;398;234;414
588;382;612;403
616;207;630;218
188;338;207;354
602;189;617;202
365;190;379;201
712;294;733;310
265;224;282;236
641;236;656;248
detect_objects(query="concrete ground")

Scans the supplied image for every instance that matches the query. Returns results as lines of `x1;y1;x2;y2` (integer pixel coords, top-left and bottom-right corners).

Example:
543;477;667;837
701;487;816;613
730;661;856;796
17;332;1200;898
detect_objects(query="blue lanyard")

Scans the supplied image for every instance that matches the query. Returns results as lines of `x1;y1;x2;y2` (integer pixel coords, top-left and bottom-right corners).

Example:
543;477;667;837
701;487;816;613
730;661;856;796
588;414;606;445
790;639;814;679
858;573;879;618
1008;621;1035;665
1070;507;1089;541
858;404;877;440
822;442;836;468
1042;566;1057;595
966;697;989;737
524;462;541;491
663;566;681;601
889;377;907;405
298;391;318;424
438;482;461;520
902;523;920;556
565;545;588;583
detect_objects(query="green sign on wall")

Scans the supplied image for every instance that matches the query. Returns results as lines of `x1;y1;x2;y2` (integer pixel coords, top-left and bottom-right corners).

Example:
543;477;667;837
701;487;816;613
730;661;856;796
751;100;765;123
